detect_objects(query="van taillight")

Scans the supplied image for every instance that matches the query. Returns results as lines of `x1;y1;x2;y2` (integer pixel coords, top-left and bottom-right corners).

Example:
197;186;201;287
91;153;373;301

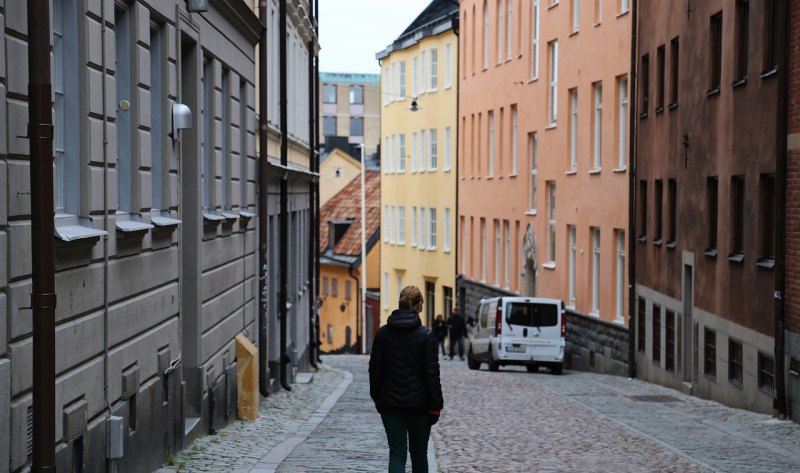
561;311;566;337
495;300;503;335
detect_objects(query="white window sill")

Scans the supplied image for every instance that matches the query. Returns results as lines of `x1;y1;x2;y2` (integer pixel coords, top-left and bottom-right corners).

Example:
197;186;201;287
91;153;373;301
239;210;256;219
545;123;557;130
525;210;537;216
203;212;225;224
152;216;182;228
613;166;627;173
508;173;518;178
542;262;556;270
529;77;539;84
613;317;625;325
589;311;600;318
486;176;494;180
429;168;437;172
565;170;577;176
444;248;451;253
221;211;239;221
116;220;155;233
428;247;437;251
55;225;108;242
588;168;602;175
444;167;452;173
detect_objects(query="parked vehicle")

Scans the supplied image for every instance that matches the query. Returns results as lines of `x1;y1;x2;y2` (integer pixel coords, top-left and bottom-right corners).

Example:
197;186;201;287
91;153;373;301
467;297;565;374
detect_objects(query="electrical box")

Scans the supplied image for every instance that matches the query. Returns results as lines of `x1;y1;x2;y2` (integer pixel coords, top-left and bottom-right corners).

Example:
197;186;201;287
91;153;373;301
186;0;209;13
107;416;124;459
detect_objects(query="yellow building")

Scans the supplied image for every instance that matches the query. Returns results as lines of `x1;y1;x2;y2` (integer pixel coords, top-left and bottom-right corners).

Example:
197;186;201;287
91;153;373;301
376;0;459;326
320;148;363;206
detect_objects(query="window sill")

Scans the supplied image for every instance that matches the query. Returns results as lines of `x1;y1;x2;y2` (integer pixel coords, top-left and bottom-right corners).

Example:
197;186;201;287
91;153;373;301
569;30;579;38
655;106;664;114
116;220;155;233
444;248;451;254
203;212;225;225
444;167;451;173
427;247;437;252
589;311;600;318
616;10;630;18
548;1;559;10
588;168;602;175
732;78;747;89
152;216;182;229
653;239;663;247
545;123;557;130
668;102;678;111
757;258;775;269
508;173;517;178
728;253;745;264
704;248;718;258
666;241;677;249
706;87;721;98
54;224;108;243
760;68;778;79
638;236;647;243
613;166;627;173
221;211;240;222
565;169;577;176
239;209;256;219
486;176;494;180
594;22;602;28
528;77;539;84
525;210;537;216
542;262;556;270
639;112;648;120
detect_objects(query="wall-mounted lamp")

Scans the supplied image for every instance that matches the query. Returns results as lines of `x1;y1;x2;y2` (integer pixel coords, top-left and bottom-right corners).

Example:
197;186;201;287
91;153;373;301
170;103;192;142
409;98;421;112
339;302;347;313
334;168;341;178
186;0;209;13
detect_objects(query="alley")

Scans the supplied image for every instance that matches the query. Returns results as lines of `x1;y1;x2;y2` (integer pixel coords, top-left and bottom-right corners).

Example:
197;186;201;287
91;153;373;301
160;355;800;472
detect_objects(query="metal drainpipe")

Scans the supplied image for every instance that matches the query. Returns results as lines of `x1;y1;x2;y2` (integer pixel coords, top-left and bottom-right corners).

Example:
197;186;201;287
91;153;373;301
308;33;318;370
258;0;271;398
279;0;292;392
313;0;322;364
28;0;56;470
452;9;460;303
773;0;790;418
627;0;639;380
348;266;361;353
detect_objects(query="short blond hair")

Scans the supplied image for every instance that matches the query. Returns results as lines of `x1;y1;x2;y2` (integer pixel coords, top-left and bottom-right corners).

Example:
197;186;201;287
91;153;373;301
398;285;423;310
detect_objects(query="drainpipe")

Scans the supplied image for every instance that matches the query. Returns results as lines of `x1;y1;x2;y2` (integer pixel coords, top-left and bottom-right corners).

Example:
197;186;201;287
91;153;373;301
452;9;460;303
307;28;318;369
773;0;790;418
279;0;292;392
626;0;639;380
258;0;271;398
313;0;322;364
28;0;56;471
349;265;361;353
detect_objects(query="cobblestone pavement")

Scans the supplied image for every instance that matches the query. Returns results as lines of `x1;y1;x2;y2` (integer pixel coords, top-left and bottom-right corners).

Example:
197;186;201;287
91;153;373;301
158;355;800;473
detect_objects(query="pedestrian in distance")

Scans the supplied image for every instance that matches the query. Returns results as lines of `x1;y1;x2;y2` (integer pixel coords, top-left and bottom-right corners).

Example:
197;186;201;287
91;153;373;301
432;314;449;357
369;286;444;473
447;307;466;361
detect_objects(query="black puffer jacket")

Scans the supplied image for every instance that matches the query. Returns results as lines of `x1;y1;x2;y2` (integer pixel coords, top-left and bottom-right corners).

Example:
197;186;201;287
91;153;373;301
369;309;443;413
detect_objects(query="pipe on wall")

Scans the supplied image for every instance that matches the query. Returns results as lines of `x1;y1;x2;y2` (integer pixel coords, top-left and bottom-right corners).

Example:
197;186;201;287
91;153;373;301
258;0;271;398
349;266;361;353
308;34;318;369
279;0;292;392
627;0;639;380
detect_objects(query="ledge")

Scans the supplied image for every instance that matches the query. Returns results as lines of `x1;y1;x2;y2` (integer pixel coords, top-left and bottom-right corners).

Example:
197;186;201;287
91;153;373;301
704;248;718;258
221;211;240;221
613;166;627;173
203;212;225;223
152;216;182;228
588;168;602;175
760;68;778;79
116;220;154;233
542;261;556;270
732;78;747;89
668;102;678;111
55;225;108;242
666;241;677;249
653;238;663;247
525;210;538;216
706;87;721;98
757;258;775;269
728;253;745;264
638;236;647;243
239;210;256;219
565;170;577;176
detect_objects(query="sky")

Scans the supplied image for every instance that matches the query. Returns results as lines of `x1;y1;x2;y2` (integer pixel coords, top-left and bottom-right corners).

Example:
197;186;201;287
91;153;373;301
318;0;434;75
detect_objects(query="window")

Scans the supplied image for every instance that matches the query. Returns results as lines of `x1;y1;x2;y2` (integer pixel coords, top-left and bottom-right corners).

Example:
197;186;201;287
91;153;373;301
638;180;648;240
592;227;600;314
383;205;389;241
420;51;427;94
388;206;395;244
594;0;602;24
396;274;404;307
420;130;427;173
495;220;502;286
507;0;514;58
529;133;538;211
548;41;559;125
426;282;436;326
429;48;438;91
764;0;778;73
429;208;437;249
511;105;518;175
398;134;406;172
731;175;745;258
569;88;578;171
497;0;505;63
150;24;165;212
640;54;649;116
504;221;511;288
531;0;540;79
620;0;629;14
239;80;248;210
444;127;452;171
665;310;675;371
390;63;396;100
656;45;665;110
332;277;339;297
429;128;438;170
220;70;231;210
568;225;576;307
419;208;426;250
670;37;680;106
322;276;329;296
654;180;663;243
387;135;394;173
383;273;389;308
395;206;404;244
412;207;417;246
350;85;364;104
652;305;661;365
548;181;556;263
704;328;716;379
706;177;719;253
481;218;487;281
572;0;580;33
445;43;453;88
593;82;602;170
618;76;628;168
489;111;495;177
412;56;419;97
116;4;133;213
411;132;418;172
760;174;776;262
637;298;646;353
615;230;625;322
323;116;336;136
444;208;452;252
729;339;744;387
667;179;677;245
323;84;336;103
350;117;364;137
462;216;469;274
483;1;490;69
345;280;352;300
758;352;776;394
710;12;723;92
735;0;749;82
399;62;406;98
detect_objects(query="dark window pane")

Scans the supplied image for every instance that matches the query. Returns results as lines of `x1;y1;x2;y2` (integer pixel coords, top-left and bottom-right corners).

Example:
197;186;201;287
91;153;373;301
505;302;558;327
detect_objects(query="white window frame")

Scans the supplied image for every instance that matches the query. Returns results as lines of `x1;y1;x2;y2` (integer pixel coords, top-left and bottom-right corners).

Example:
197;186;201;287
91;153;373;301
618;76;628;169
420;129;427;173
412;56;419;97
411;132;418;172
620;0;629;14
420;50;427;94
481;219;487;282
483;1;490;69
444;208;452;252
548;182;556;263
117;4;133;213
444;127;452;171
461;216;469;274
429;128;438;171
504;220;511;288
529;133;538;212
445;43;453;88
419;208;427;250
531;0;540;80
389;63;395;102
489;111;495;177
548;41;559;125
495;220;501;286
384;272;390;308
399;60;407;98
507;0;514;59
570;89;578;171
568;225;576;307
412;206;418;246
389;135;395;173
398;134;406;172
497;0;505;63
511;106;518;175
398;206;406;244
389;206;395;244
429;207;438;249
572;0;580;33
593;82;603;171
384;137;390;174
616;229;625;322
592;227;601;315
384;205;389;242
429;48;438;91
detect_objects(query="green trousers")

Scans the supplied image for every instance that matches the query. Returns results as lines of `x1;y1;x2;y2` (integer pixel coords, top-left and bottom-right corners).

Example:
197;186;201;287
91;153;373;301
380;413;431;473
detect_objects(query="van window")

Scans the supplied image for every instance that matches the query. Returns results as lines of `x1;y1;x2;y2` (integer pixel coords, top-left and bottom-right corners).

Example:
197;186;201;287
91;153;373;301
479;303;490;328
506;302;558;327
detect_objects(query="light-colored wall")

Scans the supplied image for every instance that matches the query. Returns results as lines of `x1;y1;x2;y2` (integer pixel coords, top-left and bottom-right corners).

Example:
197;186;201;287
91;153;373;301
380;28;458;326
459;0;631;324
319;149;362;206
319;76;381;157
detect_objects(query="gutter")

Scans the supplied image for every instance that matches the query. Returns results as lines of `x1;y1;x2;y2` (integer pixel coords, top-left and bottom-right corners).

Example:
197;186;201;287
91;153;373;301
627;0;639;379
348;265;362;353
258;0;271;398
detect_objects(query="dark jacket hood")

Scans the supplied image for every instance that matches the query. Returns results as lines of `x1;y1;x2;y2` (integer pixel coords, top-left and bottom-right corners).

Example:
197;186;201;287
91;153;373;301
387;309;422;331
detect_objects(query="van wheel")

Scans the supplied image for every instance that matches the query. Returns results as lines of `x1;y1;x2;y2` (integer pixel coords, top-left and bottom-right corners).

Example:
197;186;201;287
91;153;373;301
467;349;480;370
551;363;563;375
526;364;539;373
488;349;500;372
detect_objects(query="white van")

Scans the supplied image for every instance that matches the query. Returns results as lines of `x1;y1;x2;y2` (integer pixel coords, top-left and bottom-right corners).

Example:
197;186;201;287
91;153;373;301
467;297;565;374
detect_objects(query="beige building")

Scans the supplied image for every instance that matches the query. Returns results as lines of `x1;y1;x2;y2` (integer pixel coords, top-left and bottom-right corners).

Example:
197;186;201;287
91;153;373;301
320;72;381;158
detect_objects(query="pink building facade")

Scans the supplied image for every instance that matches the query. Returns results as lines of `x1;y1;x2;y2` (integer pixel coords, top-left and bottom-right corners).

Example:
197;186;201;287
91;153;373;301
458;0;632;334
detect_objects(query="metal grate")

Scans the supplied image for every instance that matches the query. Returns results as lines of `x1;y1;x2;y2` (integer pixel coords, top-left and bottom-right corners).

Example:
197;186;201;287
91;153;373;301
758;352;776;395
628;395;682;403
26;405;33;457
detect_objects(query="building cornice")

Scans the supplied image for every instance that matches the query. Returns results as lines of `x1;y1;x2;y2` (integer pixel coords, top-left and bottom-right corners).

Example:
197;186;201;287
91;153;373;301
210;0;263;44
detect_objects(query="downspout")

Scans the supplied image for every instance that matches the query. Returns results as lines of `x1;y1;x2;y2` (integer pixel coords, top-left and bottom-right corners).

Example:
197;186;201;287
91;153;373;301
313;0;322;364
627;0;639;379
349;265;361;353
452;9;460;302
307;30;318;369
28;0;56;470
101;0;112;424
258;0;271;398
773;0;790;418
279;0;292;391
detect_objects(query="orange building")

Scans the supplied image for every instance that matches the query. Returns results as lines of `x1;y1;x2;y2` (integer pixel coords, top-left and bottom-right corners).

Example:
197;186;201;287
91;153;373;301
318;170;381;353
458;1;631;328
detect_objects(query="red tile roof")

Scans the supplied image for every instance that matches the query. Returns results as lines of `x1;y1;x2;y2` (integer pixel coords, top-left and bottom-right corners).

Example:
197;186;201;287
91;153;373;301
319;170;381;257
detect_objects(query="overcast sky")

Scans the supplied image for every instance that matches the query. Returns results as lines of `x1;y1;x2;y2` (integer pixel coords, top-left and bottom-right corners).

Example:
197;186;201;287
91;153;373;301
318;0;434;75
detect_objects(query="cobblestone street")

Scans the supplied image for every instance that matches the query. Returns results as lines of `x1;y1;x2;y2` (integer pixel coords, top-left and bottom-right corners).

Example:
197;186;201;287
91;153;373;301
158;355;800;472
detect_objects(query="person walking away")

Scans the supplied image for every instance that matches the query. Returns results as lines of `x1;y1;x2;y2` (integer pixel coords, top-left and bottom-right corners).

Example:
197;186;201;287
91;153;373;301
369;286;443;473
447;308;466;361
432;314;448;357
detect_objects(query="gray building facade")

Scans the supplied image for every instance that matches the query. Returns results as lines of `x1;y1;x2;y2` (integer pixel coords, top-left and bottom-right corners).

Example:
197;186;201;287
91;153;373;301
0;0;320;471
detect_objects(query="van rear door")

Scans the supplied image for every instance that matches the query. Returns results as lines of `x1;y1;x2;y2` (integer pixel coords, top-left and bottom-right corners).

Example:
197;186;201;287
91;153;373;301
503;300;562;357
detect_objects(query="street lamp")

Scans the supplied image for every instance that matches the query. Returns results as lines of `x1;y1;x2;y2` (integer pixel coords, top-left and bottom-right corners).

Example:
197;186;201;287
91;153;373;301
359;144;367;354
